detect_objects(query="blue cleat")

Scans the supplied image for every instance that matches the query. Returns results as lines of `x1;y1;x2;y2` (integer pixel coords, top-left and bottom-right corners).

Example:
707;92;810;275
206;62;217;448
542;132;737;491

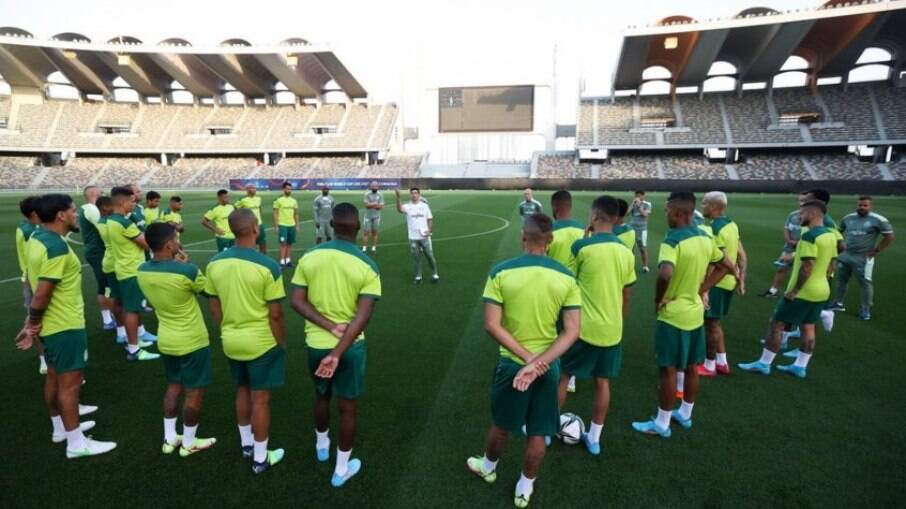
859;307;871;321
103;320;116;331
317;448;329;462
787;328;801;339
116;336;127;344
581;433;600;456
670;410;692;430
331;458;362;487
251;448;285;474
776;363;807;379
782;348;800;359
545;436;552;447
631;418;671;438
241;445;253;459
737;360;771;375
139;330;158;342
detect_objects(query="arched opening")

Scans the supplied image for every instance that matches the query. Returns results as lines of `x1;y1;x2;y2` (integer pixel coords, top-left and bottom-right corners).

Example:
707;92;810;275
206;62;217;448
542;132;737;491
702;76;736;92
169;80;193;104
222;91;246;105
274;91;296;104
642;65;672;81
114;88;140;102
773;71;808;89
848;64;891;83
639;80;671;96
780;55;809;72
707;61;737;76
856;47;893;65
46;71;79;99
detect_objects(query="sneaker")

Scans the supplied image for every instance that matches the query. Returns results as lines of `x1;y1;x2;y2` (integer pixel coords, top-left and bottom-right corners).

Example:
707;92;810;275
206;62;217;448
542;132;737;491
782;348;800;359
162;436;182;454
241;445;253;459
827;302;845;313
514;491;532;508
859;307;871;321
139;330;158;342
759;289;779;298
66;438;117;459
697;364;716;377
631;418;671;438
116;337;153;348
581;432;600;456
317;447;329;463
103;320;116;331
716;364;731;376
670;410;692;430
737;360;771;375
52;421;96;443
820;310;835;332
414;277;422;285
432;274;440;284
179;437;217;457
39;362;48;375
642;266;650;273
776;363;807;379
772;259;785;268
79;404;99;416
466;456;497;483
126;349;160;362
251;448;285;474
567;376;576;393
331;458;362;487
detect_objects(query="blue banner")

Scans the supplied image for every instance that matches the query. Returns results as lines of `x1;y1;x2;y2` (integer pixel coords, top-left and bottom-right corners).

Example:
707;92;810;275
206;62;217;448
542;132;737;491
230;178;403;191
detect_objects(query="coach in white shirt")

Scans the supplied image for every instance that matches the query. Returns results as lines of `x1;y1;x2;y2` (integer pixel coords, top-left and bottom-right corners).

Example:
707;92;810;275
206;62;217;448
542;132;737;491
395;187;439;284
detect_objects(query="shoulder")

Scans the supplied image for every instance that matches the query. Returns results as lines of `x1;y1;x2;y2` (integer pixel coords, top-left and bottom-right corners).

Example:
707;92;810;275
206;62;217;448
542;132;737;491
140;260;199;280
801;227;828;243
490;254;574;280
572;233;621;256
664;226;707;247
213;248;282;279
869;212;891;224
311;240;380;274
33;230;70;258
712;217;733;235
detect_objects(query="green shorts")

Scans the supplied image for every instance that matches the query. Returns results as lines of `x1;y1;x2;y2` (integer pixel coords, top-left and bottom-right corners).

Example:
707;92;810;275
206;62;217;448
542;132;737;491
216;238;235;252
655;321;705;369
117;276;145;313
704;287;734;319
315;220;334;240
162;347;212;389
363;216;381;232
491;358;560;437
41;329;88;373
307;341;367;399
773;298;823;326
228;346;286;390
256;226;267;246
86;255;108;295
561;340;622;379
106;272;120;299
278;226;296;245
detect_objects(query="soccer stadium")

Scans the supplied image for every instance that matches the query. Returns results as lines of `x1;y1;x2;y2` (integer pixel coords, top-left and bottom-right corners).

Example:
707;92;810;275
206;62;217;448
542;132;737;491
1;0;904;507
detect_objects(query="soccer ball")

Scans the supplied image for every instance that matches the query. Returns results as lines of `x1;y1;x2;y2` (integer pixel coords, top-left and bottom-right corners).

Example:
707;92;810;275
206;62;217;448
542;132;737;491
558;413;585;445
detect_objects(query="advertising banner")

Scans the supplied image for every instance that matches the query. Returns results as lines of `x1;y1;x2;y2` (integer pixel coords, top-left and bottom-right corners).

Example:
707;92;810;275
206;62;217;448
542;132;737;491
229;178;403;191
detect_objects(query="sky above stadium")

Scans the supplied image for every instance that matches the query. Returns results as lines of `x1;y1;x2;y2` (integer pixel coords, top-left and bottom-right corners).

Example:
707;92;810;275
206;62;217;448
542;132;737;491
2;0;827;122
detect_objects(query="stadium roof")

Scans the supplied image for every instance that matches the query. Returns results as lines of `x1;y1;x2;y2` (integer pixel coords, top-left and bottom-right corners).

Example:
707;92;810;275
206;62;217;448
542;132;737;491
0;31;367;100
612;0;906;91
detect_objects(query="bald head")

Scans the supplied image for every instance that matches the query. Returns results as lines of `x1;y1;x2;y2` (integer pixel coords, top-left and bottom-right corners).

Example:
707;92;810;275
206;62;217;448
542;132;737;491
228;208;258;239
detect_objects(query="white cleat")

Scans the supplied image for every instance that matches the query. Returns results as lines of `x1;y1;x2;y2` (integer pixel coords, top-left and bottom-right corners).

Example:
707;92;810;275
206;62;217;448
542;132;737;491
67;438;117;459
52;421;96;443
567;376;577;393
362;246;367;252
79;404;99;416
820;309;835;332
371;246;376;252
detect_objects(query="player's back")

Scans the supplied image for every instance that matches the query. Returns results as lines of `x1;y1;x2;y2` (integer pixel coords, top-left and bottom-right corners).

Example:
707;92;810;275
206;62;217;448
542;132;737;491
548;219;584;272
138;260;209;355
613;223;636;249
788;227;838;303
712;217;740;291
658;226;723;330
570;233;636;345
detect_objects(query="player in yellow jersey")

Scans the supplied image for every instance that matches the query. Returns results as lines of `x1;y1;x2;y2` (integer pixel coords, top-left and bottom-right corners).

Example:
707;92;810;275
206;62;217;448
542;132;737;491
16;196;47;374
235;183;267;254
613;198;636;250
273;182;300;268
291;203;381;487
157;196;185;234
202;189;235;253
144;191;162;224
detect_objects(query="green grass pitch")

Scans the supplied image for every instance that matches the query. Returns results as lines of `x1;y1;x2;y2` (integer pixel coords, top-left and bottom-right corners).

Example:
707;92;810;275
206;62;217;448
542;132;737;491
1;190;903;508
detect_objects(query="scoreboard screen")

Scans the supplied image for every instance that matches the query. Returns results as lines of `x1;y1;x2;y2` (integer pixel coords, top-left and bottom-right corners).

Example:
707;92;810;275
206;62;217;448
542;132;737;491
438;86;534;133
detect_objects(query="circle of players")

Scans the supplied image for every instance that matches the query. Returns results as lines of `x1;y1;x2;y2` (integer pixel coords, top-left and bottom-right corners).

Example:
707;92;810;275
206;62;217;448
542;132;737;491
14;184;895;506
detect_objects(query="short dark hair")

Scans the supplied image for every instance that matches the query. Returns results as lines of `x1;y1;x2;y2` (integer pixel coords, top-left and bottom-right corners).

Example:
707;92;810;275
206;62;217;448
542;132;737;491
635;190;645;196
217;189;229;197
96;196;113;209
333;202;358;221
35;194;73;223
801;199;827;214
282;181;292;189
805;188;831;204
111;186;133;199
551;189;572;208
146;191;161;201
667;191;696;212
170;196;182;203
858;195;872;202
592;195;620;220
19;196;40;218
145;222;177;252
617;198;629;217
410;187;421;194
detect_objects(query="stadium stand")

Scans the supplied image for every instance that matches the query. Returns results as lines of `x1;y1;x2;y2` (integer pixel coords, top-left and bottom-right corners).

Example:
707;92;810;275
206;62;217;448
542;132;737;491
873;84;906;141
661;154;728;179
185;158;258;187
813;84;880;142
604;154;660;179
306;157;366;178
0;156;40;189
808;153;885;180
890;158;906;180
369;154;422;178
734;153;813;180
536;154;593;178
577;100;594;146
667;94;727;145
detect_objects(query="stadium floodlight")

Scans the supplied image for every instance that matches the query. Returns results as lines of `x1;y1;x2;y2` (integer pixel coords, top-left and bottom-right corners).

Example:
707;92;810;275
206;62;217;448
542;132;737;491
286;54;298;67
664;37;678;50
117;54;131;66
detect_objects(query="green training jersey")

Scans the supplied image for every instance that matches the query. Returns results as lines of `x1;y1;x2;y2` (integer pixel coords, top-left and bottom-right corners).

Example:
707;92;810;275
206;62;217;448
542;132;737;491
657;226;725;331
482;253;582;364
291;239;382;349
144;206;161;225
613;223;636;249
313;195;335;222
131;204;146;232
710;217;740;291
16;220;38;280
570;232;636;346
204;247;285;361
548;219;584;273
158;208;183;226
138;260;209;356
107;213;145;279
518;199;543;224
363;191;384;219
273;196;298;227
839;212;893;255
786;226;837;302
204;204;235;239
78;203;104;259
26;229;85;336
235;196;263;224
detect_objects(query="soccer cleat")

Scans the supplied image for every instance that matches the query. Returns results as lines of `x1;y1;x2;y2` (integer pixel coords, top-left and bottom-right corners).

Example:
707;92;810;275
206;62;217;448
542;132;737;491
772;259;785;268
285;261;294;268
371;246;376;252
52;421;96;443
675;390;684;399
251;448;285;474
737;360;771;375
139;330;158;342
116;337;152;348
759;289;779;298
787;328;801;339
241;445;253;459
39;362;48;375
716;364;731;376
642;266;650;273
514;492;531;508
179;437;217;457
697;364;716;377
126;349;160;362
103;320;117;331
782;348;800;359
466;456;497;483
362;246;367;252
581;433;600;456
859;307;871;321
567;375;576;393
414;277;422;285
162;436;182;454
116;336;127;344
670;410;692;430
820;310;835;332
776;363;807;379
79;404;98;416
631;418;671;438
432;275;440;284
317;447;329;463
827;302;845;313
759;336;788;350
66;438;117;459
331;458;362;487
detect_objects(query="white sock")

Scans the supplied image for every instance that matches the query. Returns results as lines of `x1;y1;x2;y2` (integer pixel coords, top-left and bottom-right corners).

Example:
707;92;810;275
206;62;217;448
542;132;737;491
164;417;177;444
253;438;268;463
703;358;716;371
316;429;330;450
516;473;535;497
676;372;685;392
183;424;197;447
769;286;778;294
335;448;351;476
655;407;671;430
39;355;47;368
126;343;139;354
138;325;146;336
65;427;87;450
678;401;694;421
51;415;64;435
759;348;776;365
101;309;113;322
117;326;126;338
482;454;497;473
238;424;253;447
588;421;603;443
716;352;728;366
794;351;812;369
